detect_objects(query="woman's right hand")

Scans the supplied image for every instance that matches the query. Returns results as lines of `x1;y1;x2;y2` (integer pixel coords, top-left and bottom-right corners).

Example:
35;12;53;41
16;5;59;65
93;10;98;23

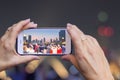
62;23;114;80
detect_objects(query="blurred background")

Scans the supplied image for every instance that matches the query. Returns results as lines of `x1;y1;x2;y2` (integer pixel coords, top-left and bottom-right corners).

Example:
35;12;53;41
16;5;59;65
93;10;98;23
0;0;120;80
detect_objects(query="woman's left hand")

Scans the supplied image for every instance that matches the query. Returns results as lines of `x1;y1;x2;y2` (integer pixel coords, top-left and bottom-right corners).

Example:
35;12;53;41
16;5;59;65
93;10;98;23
0;19;39;71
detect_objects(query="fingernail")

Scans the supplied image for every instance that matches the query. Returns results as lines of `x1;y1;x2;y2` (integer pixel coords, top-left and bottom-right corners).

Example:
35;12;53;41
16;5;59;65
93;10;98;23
67;23;73;30
34;24;38;27
67;23;72;27
30;22;34;24
34;56;40;60
25;18;30;22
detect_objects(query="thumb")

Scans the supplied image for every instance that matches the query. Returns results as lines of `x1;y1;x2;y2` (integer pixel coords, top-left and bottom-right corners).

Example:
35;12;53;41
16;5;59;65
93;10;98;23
61;55;80;71
14;55;40;65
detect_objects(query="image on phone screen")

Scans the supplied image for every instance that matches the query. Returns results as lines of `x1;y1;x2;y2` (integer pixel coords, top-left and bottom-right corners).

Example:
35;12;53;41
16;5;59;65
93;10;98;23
17;28;71;55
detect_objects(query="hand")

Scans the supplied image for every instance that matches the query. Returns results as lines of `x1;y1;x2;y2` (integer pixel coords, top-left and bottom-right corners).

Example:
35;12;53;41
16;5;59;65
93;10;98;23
0;19;39;71
62;24;114;80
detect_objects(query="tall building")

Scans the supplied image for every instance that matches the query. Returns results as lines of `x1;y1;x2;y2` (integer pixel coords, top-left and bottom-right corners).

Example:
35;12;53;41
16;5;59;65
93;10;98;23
43;37;46;43
59;30;65;42
50;38;52;43
28;35;32;43
23;35;27;41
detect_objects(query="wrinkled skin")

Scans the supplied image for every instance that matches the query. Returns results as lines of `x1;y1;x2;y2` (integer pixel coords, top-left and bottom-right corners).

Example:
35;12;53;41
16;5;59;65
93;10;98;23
0;19;39;71
62;23;114;80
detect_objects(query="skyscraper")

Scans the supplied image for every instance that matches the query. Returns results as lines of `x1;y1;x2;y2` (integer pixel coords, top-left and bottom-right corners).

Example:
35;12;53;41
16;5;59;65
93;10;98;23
59;30;65;42
28;35;32;43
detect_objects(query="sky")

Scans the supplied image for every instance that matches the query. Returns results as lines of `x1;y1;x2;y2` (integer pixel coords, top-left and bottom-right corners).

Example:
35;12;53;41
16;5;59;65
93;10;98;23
23;29;62;42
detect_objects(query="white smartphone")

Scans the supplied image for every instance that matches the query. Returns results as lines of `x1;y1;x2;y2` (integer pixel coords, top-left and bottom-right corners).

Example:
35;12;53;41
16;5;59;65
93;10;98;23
16;28;71;55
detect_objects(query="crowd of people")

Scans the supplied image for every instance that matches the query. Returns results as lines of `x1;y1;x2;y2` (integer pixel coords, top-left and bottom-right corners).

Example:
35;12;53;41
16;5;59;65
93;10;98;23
23;42;66;54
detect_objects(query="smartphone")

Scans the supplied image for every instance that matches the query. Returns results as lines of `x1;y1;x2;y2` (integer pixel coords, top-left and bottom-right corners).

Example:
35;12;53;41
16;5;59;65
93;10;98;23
17;28;71;55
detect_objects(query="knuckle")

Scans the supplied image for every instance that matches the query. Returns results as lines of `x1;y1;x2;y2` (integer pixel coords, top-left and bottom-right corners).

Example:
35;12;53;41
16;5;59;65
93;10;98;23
2;40;12;50
75;49;86;60
12;24;17;27
11;26;14;31
86;35;97;41
10;24;17;29
13;20;24;28
15;23;23;29
77;54;85;61
11;26;17;32
86;35;93;38
18;20;25;25
17;20;23;24
92;37;98;43
7;26;12;30
0;37;5;43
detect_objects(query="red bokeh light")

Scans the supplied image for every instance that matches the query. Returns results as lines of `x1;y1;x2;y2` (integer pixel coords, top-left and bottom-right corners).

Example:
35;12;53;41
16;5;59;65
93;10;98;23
98;26;114;37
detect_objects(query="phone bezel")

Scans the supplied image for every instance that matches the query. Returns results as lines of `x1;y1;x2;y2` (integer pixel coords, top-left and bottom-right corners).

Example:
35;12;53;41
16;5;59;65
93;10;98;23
17;27;71;56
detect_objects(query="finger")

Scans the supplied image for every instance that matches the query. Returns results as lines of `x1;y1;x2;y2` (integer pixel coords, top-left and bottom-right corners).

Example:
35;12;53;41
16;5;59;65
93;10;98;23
62;54;96;75
9;20;38;40
61;55;80;71
66;23;85;50
86;35;100;47
10;19;30;36
6;19;30;43
1;19;36;43
85;35;105;56
5;24;17;35
1;19;31;48
79;35;107;69
80;35;100;62
5;27;12;33
8;22;37;39
12;55;40;65
0;27;13;42
22;22;37;30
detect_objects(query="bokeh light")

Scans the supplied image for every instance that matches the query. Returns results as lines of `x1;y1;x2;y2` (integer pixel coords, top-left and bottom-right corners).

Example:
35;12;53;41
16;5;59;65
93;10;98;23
25;56;45;74
98;11;108;22
98;26;114;37
49;58;69;79
0;71;12;80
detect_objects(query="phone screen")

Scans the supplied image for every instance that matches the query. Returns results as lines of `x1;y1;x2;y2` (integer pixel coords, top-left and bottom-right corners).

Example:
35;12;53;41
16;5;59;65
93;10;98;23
17;28;71;55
